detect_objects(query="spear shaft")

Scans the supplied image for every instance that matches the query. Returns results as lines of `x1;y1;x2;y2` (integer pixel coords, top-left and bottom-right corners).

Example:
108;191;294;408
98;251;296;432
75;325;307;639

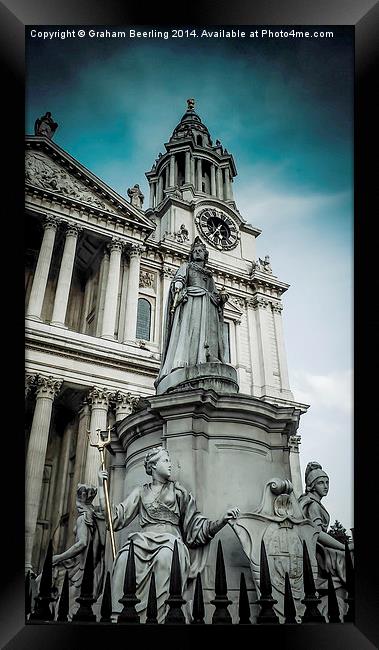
99;447;116;561
87;427;117;561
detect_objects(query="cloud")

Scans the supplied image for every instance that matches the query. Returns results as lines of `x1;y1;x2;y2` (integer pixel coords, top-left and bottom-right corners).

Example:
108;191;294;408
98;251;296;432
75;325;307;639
234;169;351;230
292;369;353;414
293;368;353;530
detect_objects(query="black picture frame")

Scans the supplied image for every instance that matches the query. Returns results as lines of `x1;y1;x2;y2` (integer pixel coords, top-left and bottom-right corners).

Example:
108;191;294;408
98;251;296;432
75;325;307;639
1;1;378;648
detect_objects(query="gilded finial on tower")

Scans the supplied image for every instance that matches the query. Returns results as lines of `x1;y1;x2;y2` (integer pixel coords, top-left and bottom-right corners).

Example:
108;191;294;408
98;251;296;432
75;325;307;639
187;98;195;110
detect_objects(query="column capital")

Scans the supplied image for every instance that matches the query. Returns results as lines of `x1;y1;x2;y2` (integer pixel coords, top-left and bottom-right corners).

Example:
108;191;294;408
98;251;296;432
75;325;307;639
162;264;176;279
272;302;283;313
25;373;37;397
247;296;270;310
87;386;112;408
114;390;140;414
42;215;60;231
107;237;125;254
288;434;301;452
229;295;246;311
35;375;63;400
128;243;145;258
102;244;110;259
62;221;83;237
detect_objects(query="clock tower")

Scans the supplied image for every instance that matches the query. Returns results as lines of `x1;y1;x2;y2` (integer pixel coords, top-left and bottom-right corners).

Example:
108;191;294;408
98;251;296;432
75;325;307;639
145;98;260;265
144;99;295;405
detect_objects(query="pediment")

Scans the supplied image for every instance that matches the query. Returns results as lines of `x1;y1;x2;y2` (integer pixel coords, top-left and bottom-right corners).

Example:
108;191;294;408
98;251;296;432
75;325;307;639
224;295;245;315
25;137;154;231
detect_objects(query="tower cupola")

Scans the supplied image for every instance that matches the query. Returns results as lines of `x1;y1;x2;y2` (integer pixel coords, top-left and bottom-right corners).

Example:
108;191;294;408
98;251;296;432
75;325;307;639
146;99;237;209
169;98;212;147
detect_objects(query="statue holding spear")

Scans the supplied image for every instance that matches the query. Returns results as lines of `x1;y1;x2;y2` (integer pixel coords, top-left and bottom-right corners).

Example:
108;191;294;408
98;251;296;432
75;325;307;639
87;426;117;561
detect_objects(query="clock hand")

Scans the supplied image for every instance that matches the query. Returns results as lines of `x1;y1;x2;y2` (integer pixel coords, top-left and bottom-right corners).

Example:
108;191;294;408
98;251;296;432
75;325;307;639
209;224;222;238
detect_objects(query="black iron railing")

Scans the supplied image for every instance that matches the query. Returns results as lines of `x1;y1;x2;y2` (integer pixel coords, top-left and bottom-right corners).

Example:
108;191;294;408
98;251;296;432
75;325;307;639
26;538;354;625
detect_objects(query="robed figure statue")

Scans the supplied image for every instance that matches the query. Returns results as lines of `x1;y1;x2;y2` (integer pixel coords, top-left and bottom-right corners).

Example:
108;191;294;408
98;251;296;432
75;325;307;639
99;447;239;622
298;461;354;588
155;237;229;394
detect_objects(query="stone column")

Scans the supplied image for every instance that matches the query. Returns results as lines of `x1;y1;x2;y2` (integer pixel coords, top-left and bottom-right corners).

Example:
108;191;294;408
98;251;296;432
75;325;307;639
149;181;155;208
26;216;59;321
196;158;202;191
251;297;274;394
117;259;129;343
210;164;216;196
288;434;303;497
246;299;262;394
123;244;144;342
191;156;196;186
101;238;124;340
85;387;111;491
228;169;234;200
161;265;175;345
233;321;241;368
50;223;82;328
114;391;137;422
216;167;223;199
157;175;163;204
53;421;74;544
95;247;110;337
169;154;175;187
272;303;292;394
185;151;191;183
68;400;90;532
225;168;233;200
110;392;139;507
25;375;63;572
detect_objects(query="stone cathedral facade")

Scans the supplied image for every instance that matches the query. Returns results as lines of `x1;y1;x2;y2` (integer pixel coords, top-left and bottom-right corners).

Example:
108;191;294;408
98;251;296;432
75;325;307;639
25;100;306;582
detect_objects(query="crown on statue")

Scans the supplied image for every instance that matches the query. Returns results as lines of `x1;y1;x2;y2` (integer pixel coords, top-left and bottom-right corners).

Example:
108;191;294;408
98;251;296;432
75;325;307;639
191;236;206;251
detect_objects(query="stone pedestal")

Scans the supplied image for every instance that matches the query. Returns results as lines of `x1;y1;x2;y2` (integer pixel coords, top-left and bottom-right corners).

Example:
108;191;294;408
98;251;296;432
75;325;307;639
155;362;239;396
110;388;307;621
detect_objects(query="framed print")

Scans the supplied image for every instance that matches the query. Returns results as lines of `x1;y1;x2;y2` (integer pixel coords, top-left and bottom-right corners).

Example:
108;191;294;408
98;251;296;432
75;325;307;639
1;1;378;648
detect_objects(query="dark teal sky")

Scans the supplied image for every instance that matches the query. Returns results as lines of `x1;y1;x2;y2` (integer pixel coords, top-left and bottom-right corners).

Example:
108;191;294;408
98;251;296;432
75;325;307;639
26;28;352;202
25;27;354;527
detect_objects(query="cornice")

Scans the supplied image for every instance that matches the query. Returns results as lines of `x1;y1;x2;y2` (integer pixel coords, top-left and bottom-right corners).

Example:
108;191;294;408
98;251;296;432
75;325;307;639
25;335;161;377
25;199;150;246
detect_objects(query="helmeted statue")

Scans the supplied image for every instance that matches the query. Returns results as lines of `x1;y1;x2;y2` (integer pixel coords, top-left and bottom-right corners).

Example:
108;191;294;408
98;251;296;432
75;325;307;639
298;461;353;588
155;237;229;394
98;446;239;622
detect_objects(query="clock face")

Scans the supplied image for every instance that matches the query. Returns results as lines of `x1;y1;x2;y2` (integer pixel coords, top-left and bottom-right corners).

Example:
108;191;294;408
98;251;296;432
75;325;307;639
195;208;239;250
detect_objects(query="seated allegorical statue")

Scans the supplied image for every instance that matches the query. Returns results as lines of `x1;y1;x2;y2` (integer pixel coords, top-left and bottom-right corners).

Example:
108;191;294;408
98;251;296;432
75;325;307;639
298;461;353;588
98;446;239;622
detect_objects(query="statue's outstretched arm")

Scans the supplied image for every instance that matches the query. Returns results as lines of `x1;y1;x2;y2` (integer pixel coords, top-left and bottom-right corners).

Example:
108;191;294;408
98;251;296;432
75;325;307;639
209;508;240;536
52;517;89;565
318;530;346;551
